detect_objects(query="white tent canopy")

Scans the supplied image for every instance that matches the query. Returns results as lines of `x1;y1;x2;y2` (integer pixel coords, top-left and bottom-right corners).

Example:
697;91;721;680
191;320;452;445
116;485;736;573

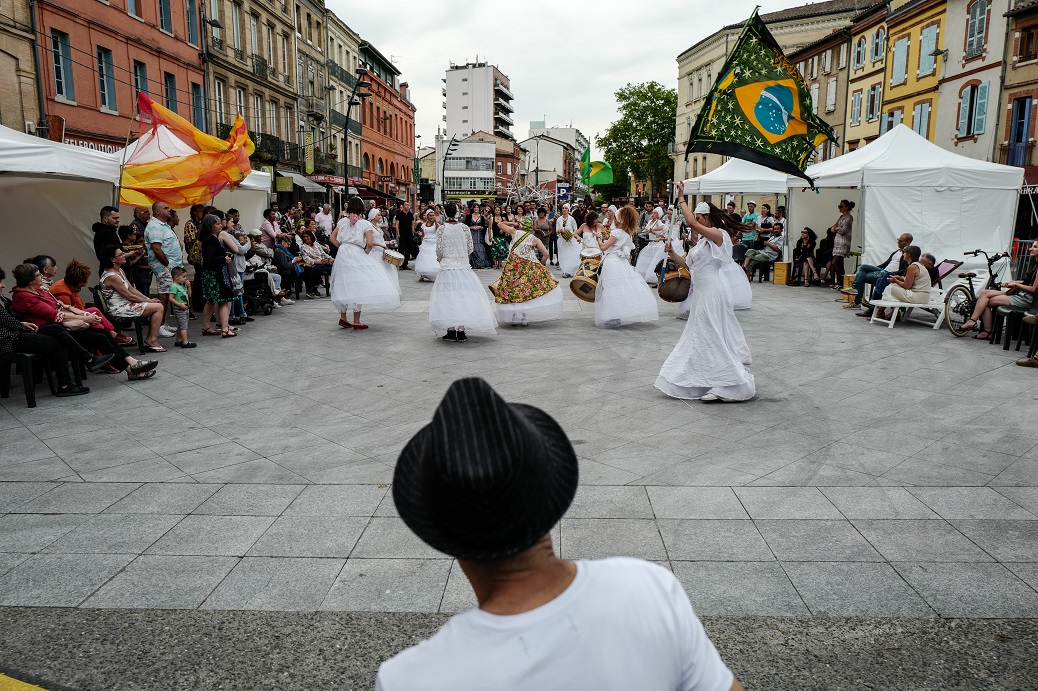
787;125;1023;267
0;125;120;276
683;157;789;194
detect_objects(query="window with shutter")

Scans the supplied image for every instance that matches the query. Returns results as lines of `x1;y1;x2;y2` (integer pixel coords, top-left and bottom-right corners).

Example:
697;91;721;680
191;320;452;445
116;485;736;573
873;29;886;61
823;50;832;73
958;86;973;137
851;91;862;125
892;38;908;86
918;25;938;76
826;77;837;112
810;83;819;114
839;43;848;68
966;0;987;58
974;81;988;133
891;110;903;128
917;103;931;138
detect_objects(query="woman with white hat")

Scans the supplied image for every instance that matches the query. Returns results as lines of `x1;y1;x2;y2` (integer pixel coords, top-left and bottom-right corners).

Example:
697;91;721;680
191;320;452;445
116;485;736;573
328;197;400;330
366;207;402;298
594;206;659;328
413;207;442;281
656;185;754;402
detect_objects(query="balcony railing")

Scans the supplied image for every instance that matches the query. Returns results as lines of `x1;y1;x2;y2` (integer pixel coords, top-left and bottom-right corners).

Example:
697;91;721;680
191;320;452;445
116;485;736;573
493;79;513;99
284;142;301;163
327;59;356;88
494;97;513;113
217;125;287;164
211;37;224;52
303;96;325;115
251;54;269;79
330;109;362;135
1000;141;1034;167
347;164;362;179
233;47;244;61
314;152;342;176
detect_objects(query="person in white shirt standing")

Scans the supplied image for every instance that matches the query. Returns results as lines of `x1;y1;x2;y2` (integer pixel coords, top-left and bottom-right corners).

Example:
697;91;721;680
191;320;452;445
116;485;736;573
377;377;744;691
314;203;334;237
554;203;580;277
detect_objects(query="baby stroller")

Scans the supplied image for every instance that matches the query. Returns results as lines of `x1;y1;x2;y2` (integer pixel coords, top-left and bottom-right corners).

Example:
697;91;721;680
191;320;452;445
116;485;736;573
242;269;277;316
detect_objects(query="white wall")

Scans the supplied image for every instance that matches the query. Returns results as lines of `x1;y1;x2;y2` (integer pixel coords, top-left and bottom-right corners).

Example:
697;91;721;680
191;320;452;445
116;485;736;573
445;65;495;139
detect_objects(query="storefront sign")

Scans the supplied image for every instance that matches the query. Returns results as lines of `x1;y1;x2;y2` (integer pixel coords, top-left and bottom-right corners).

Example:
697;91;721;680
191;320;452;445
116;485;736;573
304;132;314;174
379;175;393;182
63;137;120;154
307;174;345;185
275;176;294;192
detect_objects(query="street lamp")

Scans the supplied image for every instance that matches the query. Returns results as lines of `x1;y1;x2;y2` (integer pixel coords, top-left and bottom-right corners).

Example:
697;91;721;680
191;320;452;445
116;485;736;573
335;68;372;202
198;5;223;134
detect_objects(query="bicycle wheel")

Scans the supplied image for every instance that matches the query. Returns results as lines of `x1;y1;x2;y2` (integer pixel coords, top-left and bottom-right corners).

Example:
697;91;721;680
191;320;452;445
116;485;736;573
944;285;974;336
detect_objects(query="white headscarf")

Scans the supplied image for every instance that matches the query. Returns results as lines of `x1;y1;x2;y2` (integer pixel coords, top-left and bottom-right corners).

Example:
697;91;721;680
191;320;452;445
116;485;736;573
694;202;710;215
367;208;381;221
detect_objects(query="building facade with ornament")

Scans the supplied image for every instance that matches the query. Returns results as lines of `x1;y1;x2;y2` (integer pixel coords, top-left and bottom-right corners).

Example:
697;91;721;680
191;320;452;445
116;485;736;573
358;41;416;205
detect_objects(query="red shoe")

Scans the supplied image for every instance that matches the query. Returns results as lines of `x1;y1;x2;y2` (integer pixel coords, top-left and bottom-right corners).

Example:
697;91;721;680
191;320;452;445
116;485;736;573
338;318;351;328
352;323;368;330
115;334;134;346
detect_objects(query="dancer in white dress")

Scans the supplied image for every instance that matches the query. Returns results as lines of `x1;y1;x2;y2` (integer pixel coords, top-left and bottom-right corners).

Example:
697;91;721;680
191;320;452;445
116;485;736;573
428;202;497;342
594;206;659;328
368;208;402;299
413;208;441;282
634;208;668;285
656;189;754;402
329;197;400;330
555;204;581;277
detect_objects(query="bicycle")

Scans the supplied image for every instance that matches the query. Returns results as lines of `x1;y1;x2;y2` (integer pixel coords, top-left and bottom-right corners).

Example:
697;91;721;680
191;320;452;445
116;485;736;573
944;249;1010;336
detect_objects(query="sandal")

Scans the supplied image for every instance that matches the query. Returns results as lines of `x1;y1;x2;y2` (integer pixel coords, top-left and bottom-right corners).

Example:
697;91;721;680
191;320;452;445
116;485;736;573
221;330;237;338
143;344;166;353
961;319;978;331
202;328;219;336
127;369;156;381
972;331;990;340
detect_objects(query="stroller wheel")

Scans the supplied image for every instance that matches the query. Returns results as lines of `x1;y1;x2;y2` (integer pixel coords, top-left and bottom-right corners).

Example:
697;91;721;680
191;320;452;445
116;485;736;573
262;302;274;316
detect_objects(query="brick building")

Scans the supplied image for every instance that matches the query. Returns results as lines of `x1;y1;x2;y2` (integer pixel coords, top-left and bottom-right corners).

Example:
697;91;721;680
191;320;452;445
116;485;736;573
37;0;205;152
358;41;416;205
0;0;40;135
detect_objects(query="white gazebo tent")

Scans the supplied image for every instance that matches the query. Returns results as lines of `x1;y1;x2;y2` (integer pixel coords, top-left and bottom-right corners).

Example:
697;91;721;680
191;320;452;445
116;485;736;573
0;125;122;277
787;125;1023;269
683;156;790;194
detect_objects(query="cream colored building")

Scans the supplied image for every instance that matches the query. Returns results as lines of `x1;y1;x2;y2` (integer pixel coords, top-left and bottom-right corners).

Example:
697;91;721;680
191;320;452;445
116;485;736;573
672;0;864;188
326;12;363;180
0;0;39;134
844;2;889;151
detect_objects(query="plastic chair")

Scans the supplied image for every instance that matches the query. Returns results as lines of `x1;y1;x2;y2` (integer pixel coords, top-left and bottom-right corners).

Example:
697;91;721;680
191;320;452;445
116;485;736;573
0;352;57;408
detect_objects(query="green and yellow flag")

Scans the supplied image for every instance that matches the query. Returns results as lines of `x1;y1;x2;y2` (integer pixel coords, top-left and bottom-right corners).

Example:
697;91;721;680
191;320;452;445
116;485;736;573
686;9;836;185
580;147;614;186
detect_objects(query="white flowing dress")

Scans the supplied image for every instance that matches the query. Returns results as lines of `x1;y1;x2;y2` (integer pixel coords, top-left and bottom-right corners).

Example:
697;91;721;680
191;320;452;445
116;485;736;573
720;260;753;310
655;233;754;401
414;223;441;282
330;217;401;314
428;222;497;335
556;216;581;276
594;229;660;328
634;219;668;285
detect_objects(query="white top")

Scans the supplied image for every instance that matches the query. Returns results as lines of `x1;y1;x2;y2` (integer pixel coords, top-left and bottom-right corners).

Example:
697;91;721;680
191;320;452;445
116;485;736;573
605;228;634;258
315;211;334;233
556;215;578;232
375;558;733;691
882;250;901;273
436;222;474;270
334;216;375;248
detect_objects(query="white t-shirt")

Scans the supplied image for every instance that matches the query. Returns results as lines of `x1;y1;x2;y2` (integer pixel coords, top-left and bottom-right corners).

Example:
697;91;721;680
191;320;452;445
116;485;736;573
315;211;334;234
375;558;734;691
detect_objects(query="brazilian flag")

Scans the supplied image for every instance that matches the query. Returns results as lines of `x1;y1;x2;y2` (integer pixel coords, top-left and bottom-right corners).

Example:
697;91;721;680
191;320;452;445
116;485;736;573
580;146;614;186
686;9;836;185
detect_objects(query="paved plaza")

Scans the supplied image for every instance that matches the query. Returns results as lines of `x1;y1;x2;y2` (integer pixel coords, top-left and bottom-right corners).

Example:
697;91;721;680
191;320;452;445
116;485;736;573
1;273;1037;687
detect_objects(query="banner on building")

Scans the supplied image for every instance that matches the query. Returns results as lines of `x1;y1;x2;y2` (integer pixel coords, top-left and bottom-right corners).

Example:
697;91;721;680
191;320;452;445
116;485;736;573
685;8;836;185
304;132;314;175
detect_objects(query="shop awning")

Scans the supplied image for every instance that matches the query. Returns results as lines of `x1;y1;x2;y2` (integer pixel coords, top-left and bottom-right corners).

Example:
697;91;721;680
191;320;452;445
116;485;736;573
353;182;405;203
276;169;325;193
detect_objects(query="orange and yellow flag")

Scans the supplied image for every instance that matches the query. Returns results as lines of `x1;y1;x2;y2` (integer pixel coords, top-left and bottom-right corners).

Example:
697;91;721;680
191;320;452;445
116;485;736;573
120;92;255;208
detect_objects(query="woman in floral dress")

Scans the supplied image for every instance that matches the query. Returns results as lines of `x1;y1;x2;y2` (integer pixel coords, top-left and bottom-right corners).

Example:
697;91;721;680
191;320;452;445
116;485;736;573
493;217;564;326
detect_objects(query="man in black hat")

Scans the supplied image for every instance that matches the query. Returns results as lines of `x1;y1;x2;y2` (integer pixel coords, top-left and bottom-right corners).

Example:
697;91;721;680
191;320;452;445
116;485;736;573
377;377;742;691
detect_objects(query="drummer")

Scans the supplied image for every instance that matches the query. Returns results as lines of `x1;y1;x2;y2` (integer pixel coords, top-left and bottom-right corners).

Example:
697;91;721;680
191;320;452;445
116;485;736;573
575;211;605;260
368;208;402;299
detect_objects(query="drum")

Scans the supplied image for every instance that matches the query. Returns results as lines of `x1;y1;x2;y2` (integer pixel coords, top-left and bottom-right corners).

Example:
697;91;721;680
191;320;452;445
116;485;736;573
382;249;405;266
655;259;691;303
560;230;574;242
580;247;602;259
570;257;602;302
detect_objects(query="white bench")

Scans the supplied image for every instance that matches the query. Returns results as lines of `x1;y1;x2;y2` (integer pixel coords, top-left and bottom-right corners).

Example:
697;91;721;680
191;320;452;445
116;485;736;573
867;288;947;329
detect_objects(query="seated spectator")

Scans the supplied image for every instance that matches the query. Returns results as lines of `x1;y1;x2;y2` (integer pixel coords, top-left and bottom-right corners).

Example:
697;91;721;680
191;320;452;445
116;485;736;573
246;229;292;306
794;228;818;286
742;222;784;277
97;245;166;352
119;225;153;297
272;234;302;300
23;255;58;290
0;266;93;397
11;264;97;332
873;245;933;320
377;378;744;691
49;259;134;346
962;240;1038;339
921;253;940;285
299;229;333;298
8;263;153;379
846;233;913;316
815;227;834;283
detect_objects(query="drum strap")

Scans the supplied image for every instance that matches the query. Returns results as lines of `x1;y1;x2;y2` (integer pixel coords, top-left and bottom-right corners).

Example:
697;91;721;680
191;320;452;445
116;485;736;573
509;232;532;252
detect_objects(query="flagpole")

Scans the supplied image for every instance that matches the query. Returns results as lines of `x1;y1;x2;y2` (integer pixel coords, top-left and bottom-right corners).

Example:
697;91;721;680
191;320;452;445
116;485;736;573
115;117;135;207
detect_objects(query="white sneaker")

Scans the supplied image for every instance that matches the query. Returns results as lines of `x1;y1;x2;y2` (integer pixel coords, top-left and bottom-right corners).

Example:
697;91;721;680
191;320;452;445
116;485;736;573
280;298;294;305
158;325;176;338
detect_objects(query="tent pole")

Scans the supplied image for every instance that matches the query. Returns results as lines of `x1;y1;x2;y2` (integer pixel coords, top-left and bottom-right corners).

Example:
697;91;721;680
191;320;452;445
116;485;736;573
115;120;135;206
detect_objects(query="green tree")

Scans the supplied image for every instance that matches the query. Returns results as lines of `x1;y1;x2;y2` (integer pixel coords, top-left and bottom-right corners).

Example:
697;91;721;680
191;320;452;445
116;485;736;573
595;81;678;201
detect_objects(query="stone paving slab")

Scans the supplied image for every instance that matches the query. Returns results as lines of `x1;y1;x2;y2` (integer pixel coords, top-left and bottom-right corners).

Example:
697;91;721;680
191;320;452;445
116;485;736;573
1;279;1036;617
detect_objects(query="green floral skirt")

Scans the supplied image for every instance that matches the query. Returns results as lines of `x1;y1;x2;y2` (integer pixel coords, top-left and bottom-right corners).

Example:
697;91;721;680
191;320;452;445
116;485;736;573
494;255;558;304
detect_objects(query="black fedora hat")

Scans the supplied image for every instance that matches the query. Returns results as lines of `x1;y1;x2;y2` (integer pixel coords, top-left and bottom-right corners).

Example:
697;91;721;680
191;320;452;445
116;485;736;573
394;377;578;561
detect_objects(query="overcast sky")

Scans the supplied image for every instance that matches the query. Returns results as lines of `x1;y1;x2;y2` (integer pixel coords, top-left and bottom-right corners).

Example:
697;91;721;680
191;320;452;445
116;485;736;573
325;1;808;156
